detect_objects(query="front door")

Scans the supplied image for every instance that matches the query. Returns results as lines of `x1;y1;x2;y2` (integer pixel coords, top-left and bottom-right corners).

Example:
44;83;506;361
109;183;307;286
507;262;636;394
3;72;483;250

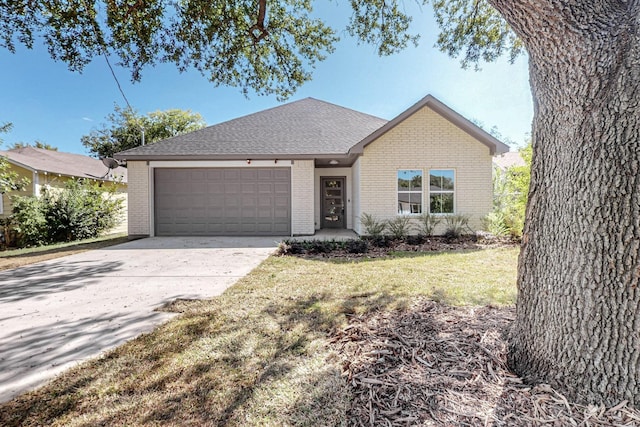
321;177;346;229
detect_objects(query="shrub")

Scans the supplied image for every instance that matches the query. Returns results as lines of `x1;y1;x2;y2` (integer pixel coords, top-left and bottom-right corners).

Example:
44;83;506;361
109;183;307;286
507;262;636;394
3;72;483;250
416;213;441;236
345;239;369;254
443;214;472;239
308;239;338;254
11;179;124;247
492;142;531;237
368;235;391;248
483;212;510;237
359;213;387;237
405;234;424;245
10;196;47;247
387;216;413;240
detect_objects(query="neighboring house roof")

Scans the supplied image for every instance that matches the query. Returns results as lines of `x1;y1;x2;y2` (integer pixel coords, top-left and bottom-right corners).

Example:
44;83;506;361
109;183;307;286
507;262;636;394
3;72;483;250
0;147;127;183
350;95;509;155
494;151;526;170
114;94;508;161
115;98;388;161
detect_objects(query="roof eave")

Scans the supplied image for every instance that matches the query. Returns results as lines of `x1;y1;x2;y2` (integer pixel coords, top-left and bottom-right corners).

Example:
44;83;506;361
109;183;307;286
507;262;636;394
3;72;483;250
114;153;357;162
349;94;510;155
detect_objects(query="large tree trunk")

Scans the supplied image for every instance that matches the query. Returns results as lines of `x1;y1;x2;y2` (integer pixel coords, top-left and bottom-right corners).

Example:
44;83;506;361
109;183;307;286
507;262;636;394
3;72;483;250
489;0;640;405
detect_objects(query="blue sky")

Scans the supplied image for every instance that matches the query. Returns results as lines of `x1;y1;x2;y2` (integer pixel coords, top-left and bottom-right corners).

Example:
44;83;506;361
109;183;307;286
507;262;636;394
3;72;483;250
0;4;532;155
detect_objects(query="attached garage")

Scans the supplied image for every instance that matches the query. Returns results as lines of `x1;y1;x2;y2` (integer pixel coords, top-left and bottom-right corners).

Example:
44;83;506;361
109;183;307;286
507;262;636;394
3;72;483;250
154;167;291;236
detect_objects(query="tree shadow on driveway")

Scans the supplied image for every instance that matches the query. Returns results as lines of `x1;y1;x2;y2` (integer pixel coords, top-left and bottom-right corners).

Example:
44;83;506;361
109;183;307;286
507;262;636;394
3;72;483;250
0;259;124;304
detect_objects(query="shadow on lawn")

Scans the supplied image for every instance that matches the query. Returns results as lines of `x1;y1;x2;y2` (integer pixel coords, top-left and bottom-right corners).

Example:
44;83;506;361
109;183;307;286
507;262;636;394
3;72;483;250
0;286;409;426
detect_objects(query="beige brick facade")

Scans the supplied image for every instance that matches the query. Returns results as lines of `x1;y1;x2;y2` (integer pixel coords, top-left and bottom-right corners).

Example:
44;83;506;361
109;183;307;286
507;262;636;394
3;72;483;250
357;105;493;233
126;161;150;237
291;160;315;235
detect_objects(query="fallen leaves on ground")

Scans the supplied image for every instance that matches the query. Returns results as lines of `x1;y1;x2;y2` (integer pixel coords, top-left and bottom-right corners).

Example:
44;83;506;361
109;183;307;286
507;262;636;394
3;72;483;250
331;298;640;426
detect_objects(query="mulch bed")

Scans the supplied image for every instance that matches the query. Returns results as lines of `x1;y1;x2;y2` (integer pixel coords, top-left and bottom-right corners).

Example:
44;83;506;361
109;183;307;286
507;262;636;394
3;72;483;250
330;299;640;426
284;235;519;260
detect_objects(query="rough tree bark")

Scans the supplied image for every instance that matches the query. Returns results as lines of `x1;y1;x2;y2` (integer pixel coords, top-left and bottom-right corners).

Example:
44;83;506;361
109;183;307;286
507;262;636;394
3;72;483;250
489;0;640;406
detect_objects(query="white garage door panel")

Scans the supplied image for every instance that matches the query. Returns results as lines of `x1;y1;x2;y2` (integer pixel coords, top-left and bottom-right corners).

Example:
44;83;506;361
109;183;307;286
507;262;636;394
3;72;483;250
154;167;291;236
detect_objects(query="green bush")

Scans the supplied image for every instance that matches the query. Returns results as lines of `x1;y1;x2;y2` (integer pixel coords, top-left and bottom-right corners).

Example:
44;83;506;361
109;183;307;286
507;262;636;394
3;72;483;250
387;216;413;240
345;239;369;254
11;179;124;247
359;213;387;237
416;213;441;236
443;214;472;239
491;143;531;237
483;212;510;237
10;196;47;247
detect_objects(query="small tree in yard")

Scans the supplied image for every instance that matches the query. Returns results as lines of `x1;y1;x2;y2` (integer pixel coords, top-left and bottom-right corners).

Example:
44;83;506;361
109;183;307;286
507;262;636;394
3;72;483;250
11;179;123;247
489;143;532;237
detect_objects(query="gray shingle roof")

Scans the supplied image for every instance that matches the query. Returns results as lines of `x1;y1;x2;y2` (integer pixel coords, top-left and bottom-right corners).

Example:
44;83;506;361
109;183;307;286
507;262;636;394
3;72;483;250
0;147;127;182
115;98;388;160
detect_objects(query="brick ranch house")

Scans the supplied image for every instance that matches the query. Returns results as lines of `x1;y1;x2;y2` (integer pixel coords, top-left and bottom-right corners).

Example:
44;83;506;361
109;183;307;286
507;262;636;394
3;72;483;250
115;95;509;238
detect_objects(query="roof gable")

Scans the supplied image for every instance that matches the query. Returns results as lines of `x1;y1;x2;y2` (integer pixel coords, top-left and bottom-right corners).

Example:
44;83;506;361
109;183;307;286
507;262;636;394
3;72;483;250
0;147;127;182
349;95;510;155
115;98;388;160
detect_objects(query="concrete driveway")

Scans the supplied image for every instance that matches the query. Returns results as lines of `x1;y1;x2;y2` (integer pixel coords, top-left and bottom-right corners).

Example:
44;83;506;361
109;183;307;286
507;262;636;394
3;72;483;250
0;236;280;403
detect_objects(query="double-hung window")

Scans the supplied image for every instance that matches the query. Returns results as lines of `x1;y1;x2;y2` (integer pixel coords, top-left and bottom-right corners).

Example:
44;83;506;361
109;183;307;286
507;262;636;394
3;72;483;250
429;169;455;214
397;170;422;214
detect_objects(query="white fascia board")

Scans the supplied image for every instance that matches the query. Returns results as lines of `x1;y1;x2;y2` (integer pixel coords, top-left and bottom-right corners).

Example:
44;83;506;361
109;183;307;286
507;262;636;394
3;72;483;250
149;160;293;168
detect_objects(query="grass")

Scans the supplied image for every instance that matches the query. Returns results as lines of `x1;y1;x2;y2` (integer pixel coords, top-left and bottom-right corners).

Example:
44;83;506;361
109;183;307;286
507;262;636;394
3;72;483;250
0;233;129;271
0;247;518;426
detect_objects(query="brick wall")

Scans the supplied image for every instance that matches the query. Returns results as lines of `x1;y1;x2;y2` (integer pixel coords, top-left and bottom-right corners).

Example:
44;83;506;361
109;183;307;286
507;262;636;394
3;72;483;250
358;106;493;233
126;161;150;237
291;160;315;235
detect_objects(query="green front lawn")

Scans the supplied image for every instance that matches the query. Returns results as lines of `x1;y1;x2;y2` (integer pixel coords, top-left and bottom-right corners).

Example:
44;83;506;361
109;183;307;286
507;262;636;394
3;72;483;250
0;247;518;426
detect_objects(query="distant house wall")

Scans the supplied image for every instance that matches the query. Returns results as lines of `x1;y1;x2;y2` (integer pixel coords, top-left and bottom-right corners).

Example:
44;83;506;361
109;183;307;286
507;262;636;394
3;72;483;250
359;105;493;234
0;163;33;218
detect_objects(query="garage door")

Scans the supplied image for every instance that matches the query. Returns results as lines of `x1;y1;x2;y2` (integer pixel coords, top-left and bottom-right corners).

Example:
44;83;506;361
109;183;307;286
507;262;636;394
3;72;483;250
154;168;291;236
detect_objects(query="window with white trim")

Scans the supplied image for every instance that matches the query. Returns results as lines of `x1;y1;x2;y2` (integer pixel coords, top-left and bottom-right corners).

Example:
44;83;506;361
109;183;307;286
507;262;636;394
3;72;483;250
397;170;422;214
0;193;3;215
429;169;455;214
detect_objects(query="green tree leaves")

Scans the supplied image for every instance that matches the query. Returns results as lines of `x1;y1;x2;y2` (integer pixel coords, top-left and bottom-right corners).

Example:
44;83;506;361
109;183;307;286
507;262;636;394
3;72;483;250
0;0;527;96
81;105;206;158
1;0;338;99
432;0;523;69
346;0;423;56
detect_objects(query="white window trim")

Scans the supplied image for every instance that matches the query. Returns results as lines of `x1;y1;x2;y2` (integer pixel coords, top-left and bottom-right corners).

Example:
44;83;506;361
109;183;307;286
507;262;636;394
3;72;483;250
428;169;456;215
0;193;3;215
397;169;423;215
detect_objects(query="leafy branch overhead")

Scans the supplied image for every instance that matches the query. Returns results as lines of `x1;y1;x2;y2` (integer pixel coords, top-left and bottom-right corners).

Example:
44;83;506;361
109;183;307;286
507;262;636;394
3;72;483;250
0;0;522;99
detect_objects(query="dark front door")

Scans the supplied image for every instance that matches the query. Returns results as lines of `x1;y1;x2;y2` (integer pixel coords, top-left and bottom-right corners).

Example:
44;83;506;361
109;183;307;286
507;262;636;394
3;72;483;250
321;177;346;229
